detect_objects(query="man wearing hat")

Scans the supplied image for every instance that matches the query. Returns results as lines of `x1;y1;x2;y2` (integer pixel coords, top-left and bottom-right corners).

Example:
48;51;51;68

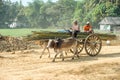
83;22;93;33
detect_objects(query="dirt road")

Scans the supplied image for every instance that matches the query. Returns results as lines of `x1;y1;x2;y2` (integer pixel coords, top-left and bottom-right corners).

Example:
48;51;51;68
0;46;120;80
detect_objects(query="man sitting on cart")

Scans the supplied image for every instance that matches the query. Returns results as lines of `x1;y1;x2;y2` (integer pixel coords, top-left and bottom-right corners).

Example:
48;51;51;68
83;22;93;33
71;20;80;38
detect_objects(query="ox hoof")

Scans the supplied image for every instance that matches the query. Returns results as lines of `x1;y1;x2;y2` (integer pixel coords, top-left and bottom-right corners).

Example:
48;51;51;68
62;58;64;61
77;55;80;59
11;52;15;54
72;57;74;60
52;60;55;62
39;56;42;58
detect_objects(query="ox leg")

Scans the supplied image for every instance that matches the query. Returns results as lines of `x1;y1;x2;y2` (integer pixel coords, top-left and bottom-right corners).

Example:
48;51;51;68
72;52;75;60
72;48;78;60
40;47;47;58
60;51;64;61
62;54;64;61
47;48;50;58
75;49;80;59
52;52;59;62
60;51;67;58
65;51;67;56
76;51;80;59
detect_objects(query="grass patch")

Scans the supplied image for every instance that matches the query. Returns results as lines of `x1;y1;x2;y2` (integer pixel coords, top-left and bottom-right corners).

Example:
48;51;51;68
0;28;59;37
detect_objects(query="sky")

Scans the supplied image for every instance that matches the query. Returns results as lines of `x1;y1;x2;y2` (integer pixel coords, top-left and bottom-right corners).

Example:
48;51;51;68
10;0;58;6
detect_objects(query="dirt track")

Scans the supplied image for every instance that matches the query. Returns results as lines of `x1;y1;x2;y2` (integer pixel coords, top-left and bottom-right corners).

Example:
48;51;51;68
0;45;120;80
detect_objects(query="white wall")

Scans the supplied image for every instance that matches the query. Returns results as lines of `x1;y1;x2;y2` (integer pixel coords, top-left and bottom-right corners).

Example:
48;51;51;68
100;25;111;31
9;22;17;28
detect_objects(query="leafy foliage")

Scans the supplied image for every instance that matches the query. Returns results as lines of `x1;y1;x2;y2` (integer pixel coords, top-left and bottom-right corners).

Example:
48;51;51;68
0;0;120;29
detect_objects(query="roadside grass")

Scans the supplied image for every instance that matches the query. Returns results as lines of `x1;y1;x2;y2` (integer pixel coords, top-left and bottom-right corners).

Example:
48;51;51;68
0;28;59;37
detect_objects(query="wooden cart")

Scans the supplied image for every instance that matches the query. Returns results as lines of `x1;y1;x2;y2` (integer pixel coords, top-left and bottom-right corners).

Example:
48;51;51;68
72;33;102;56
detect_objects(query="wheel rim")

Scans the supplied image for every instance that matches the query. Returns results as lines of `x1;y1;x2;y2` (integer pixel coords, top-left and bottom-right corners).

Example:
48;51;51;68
85;34;102;56
70;39;84;54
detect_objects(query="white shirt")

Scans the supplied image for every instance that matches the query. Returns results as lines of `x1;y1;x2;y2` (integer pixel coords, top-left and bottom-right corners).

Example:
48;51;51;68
72;25;79;31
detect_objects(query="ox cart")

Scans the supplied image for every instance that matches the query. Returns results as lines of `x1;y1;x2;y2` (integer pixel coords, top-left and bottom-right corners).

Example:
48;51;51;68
29;31;102;57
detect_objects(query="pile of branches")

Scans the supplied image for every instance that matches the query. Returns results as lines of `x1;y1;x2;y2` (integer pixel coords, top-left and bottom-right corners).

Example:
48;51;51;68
0;35;32;52
26;31;117;41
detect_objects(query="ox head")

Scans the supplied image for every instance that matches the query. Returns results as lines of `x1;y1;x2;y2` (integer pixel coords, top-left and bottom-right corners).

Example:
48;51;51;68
47;38;63;48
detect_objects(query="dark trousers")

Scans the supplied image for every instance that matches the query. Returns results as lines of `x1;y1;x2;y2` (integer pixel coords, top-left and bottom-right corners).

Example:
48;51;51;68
72;30;79;38
66;30;79;38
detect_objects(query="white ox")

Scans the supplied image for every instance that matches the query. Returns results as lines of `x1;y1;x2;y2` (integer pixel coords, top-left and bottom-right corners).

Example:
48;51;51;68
41;37;80;62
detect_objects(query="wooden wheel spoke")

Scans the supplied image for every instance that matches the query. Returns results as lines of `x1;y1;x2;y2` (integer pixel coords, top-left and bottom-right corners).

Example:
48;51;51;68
70;41;84;54
88;46;96;55
89;48;94;54
93;48;98;54
78;45;83;49
86;46;92;52
77;44;84;53
89;47;98;55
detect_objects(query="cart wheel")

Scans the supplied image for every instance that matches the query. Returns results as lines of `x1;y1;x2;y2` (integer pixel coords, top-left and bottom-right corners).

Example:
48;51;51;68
70;39;84;54
84;34;102;56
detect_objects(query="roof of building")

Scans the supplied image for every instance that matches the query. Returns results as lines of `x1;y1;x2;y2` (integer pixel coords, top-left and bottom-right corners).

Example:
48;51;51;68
99;17;120;25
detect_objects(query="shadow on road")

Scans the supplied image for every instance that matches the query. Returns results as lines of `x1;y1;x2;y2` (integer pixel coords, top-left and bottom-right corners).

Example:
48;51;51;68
54;52;120;62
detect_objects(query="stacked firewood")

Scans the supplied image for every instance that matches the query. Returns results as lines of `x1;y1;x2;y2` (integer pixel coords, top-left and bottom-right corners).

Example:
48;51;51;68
26;31;117;40
0;35;32;52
